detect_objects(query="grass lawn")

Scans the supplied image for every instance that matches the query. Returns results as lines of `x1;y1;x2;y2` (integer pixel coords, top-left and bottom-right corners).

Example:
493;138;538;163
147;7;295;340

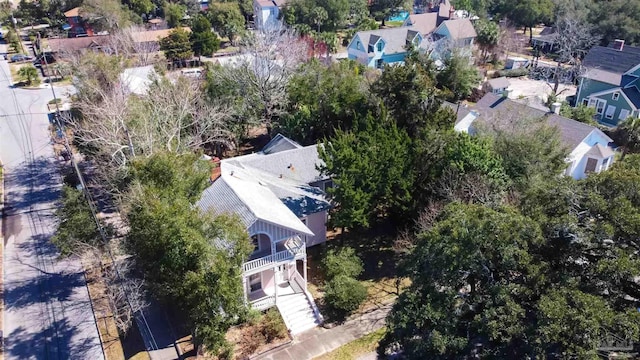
314;327;386;360
383;20;405;28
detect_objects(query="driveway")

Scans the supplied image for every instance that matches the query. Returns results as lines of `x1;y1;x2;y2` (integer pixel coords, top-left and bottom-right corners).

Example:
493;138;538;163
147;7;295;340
0;44;104;360
506;77;577;105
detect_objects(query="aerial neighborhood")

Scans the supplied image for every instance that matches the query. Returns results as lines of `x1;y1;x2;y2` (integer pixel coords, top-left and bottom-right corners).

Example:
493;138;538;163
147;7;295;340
1;0;640;359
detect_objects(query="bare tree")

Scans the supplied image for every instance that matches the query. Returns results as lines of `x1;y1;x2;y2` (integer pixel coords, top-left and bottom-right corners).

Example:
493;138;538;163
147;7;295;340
210;23;310;133
105;26;162;66
497;22;525;63
104;255;148;334
537;16;599;95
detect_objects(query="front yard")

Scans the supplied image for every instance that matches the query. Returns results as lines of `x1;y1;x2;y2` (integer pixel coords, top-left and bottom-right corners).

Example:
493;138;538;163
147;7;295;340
306;225;409;323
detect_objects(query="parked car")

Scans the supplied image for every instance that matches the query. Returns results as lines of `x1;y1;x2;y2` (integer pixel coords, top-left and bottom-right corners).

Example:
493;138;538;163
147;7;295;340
11;54;33;63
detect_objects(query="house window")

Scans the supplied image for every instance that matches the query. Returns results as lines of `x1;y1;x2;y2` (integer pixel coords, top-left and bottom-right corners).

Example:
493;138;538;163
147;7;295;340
587;98;597;108
601;157;611;171
595;100;606;115
619;108;630;121
377;41;383;52
356;41;361;50
375;58;384;69
249;273;262;292
605;105;616;119
613;92;620;101
585;158;598;174
582;98;589;106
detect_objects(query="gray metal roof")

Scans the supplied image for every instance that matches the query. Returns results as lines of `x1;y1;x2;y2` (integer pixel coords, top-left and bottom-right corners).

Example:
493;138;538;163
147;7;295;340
262;133;302;154
583;68;622;85
583;45;640;77
228;143;327;184
354;27;420;55
474;93;604;150
197;176;257;228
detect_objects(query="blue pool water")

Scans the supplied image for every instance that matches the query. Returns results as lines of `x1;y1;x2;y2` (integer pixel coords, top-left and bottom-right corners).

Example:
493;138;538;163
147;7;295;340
387;10;409;22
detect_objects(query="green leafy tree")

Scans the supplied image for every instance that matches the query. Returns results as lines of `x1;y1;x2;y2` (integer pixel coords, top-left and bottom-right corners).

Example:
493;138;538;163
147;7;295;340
52;186;101;256
508;0;555;43
369;0;403;26
126;153;252;353
322;247;363;279
160;27;194;63
474;19;499;62
436;51;480;102
127;0;154;15
318;112;414;229
560;103;597;125
370;58;444;137
324;275;367;316
310;6;328;32
163;1;186;27
280;59;371;144
18;65;39;85
190;14;220;57
380;203;546;358
206;2;245;41
587;0;640;46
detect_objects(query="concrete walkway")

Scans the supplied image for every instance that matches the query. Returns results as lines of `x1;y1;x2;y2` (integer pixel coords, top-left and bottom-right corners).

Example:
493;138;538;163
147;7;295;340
253;304;391;360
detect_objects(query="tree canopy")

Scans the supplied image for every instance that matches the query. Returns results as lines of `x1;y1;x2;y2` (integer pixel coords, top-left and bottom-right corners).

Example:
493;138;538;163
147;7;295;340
190;14;220;57
160;27;194;62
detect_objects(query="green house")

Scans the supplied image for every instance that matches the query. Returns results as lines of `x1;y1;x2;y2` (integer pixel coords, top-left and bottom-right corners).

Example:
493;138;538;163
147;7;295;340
575;41;640;126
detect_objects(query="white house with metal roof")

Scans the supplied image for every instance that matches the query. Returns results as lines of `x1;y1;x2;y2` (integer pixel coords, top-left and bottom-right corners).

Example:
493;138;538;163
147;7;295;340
197;134;330;334
456;94;617;180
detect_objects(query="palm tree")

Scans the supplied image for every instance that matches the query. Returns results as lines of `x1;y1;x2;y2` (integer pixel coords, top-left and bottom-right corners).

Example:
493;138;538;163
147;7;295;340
18;65;39;85
620;117;640;159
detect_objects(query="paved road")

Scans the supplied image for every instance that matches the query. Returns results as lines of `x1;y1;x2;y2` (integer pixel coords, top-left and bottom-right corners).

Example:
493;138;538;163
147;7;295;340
0;46;104;359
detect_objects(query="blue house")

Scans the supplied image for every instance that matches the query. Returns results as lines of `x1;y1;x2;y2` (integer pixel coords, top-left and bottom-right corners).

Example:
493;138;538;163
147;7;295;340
575;41;640;126
347;28;423;68
253;0;286;30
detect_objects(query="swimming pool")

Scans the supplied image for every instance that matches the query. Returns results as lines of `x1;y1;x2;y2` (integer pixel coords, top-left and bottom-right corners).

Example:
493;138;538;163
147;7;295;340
387;10;409;22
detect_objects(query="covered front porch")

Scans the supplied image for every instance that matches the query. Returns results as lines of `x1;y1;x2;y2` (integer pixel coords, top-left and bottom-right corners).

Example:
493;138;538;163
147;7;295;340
244;261;307;311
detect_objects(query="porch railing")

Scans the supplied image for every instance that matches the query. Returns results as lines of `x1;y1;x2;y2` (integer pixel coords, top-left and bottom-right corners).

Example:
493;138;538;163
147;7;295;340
243;236;305;274
250;296;276;311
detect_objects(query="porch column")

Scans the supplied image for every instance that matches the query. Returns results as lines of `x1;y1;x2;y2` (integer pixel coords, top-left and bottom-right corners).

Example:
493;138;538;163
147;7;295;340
303;258;308;291
273;267;278;304
242;275;248;306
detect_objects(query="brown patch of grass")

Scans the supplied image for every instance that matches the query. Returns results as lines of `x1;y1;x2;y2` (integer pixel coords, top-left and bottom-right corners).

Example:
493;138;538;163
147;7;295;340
84;265;126;360
225;309;291;359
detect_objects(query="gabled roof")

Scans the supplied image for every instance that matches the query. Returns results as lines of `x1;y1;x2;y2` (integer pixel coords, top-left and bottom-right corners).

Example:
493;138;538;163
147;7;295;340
46;36;110;53
197;165;314;235
352;27;419;55
64;7;80;17
474;93;609;150
262;133;302;154
437;18;477;40
406;13;438;35
442;101;471;124
622;86;640;108
585;143;615;158
583;45;640;77
226;143;326;184
486;77;510;90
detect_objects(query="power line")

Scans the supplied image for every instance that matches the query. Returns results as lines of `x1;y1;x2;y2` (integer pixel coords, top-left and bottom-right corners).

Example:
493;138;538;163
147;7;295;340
39;34;159;352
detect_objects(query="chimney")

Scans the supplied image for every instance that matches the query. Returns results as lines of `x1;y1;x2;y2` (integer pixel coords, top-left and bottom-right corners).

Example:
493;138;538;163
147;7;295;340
550;102;561;115
210;157;221;182
614;39;625;51
449;6;455;19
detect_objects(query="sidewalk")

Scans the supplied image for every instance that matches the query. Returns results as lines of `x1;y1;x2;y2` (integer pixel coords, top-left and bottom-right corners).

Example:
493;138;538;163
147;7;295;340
253;304;391;360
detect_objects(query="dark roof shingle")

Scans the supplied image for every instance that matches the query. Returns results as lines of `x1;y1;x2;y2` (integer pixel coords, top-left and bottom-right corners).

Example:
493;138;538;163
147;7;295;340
583;45;640;76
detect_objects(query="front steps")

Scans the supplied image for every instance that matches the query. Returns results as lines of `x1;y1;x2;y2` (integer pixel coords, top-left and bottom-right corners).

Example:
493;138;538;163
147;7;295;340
276;293;322;335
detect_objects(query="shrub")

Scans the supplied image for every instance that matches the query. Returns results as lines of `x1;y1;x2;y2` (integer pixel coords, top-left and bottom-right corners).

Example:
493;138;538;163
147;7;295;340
322;247;364;280
324;275;367;315
261;308;288;342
